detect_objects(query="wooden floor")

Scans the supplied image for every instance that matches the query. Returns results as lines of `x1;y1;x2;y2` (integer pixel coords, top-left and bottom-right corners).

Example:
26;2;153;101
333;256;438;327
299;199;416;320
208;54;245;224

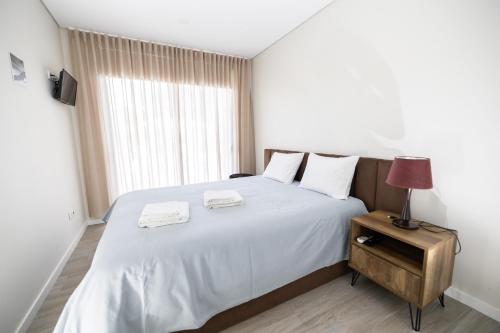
27;225;105;333
28;224;499;333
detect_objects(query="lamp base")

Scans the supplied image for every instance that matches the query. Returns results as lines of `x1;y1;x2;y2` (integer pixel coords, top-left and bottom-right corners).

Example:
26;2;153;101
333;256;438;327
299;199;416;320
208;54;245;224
392;218;420;230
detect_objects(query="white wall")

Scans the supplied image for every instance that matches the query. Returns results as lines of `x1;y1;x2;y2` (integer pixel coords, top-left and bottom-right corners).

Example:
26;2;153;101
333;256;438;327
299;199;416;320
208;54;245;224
0;1;87;332
253;0;500;320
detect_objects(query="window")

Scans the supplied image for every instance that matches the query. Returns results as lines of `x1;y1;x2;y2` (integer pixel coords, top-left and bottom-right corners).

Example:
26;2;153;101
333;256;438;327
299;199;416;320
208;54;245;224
99;76;236;200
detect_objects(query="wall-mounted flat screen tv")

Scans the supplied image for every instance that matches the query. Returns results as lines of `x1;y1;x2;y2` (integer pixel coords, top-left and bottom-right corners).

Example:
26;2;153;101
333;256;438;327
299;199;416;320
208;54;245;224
53;69;77;106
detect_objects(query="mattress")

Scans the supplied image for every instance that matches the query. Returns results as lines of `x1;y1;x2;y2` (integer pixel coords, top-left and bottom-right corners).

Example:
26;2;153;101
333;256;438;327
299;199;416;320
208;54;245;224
54;176;367;333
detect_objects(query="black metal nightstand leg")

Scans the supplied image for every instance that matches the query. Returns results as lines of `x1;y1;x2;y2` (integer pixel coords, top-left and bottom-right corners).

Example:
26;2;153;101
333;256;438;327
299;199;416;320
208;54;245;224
350;271;360;286
438;292;445;307
408;303;422;331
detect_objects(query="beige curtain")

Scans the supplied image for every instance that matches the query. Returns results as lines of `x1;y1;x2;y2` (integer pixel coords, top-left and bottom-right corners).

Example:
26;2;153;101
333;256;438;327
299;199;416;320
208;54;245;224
69;30;255;218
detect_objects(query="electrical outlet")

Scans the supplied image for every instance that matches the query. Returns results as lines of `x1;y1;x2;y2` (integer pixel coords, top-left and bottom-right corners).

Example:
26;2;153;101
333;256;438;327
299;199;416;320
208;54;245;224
67;209;77;222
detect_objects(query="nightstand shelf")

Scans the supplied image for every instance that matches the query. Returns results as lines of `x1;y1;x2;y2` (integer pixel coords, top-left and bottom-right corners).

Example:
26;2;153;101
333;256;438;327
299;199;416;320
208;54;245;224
349;210;456;331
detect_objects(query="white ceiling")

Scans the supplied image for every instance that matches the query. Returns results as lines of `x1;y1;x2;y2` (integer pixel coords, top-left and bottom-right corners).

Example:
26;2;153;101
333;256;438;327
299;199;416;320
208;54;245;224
42;0;333;58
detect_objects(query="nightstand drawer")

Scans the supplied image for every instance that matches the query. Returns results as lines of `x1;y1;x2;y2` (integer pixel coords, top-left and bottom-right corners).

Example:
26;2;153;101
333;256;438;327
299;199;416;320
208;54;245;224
350;245;421;304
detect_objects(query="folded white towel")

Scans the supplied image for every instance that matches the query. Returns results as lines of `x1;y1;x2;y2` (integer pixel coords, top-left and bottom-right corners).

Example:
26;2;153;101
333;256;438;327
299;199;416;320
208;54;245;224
138;201;189;228
203;190;243;209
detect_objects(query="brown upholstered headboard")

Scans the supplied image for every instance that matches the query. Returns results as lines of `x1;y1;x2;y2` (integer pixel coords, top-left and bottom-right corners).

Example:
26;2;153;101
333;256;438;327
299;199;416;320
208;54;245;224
264;149;406;213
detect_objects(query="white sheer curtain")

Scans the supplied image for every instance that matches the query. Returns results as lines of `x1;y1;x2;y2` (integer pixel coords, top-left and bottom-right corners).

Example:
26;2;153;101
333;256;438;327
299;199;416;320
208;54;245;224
99;76;236;200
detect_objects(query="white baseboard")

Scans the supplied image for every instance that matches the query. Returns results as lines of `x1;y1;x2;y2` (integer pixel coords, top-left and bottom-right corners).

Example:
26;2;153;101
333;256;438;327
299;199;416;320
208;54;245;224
15;223;87;333
87;218;104;225
446;287;500;322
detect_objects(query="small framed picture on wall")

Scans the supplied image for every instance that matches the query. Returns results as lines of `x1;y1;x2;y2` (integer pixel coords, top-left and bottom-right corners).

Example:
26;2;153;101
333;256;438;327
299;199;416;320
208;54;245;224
10;52;27;85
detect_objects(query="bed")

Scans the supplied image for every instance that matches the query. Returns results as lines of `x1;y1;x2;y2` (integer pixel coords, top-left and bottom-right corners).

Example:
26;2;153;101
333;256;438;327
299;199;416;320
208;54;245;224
54;149;405;333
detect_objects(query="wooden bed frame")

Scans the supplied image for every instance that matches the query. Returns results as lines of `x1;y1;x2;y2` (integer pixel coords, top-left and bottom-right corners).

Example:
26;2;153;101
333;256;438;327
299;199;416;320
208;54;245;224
177;149;405;333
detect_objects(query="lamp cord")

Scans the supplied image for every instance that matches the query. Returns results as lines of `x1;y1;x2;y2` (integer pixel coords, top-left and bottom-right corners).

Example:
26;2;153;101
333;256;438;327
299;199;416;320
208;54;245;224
387;216;462;255
414;220;462;255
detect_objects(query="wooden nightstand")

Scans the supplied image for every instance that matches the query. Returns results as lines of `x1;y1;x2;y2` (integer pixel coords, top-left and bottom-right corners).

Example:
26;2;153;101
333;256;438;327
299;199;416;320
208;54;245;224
348;211;456;331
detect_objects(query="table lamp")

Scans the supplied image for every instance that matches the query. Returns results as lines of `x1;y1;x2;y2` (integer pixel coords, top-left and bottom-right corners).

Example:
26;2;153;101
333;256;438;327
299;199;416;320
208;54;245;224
386;156;433;230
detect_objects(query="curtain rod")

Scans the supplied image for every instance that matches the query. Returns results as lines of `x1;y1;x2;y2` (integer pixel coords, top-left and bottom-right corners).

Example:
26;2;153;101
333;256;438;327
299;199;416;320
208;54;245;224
66;27;249;60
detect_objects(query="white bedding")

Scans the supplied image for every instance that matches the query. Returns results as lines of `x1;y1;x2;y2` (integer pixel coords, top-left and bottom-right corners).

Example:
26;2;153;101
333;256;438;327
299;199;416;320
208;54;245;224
54;176;367;333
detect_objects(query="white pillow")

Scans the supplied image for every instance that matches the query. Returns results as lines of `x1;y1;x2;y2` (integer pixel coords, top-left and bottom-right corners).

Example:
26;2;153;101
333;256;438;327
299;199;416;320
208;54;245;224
263;152;304;184
299;153;360;199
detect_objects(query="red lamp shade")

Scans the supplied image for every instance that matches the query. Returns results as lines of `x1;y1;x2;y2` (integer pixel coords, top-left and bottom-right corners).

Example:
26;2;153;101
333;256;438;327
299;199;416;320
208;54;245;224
386;156;433;189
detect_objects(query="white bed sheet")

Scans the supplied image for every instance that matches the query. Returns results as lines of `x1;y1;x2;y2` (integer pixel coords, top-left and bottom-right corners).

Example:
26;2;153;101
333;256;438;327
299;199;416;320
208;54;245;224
54;176;367;333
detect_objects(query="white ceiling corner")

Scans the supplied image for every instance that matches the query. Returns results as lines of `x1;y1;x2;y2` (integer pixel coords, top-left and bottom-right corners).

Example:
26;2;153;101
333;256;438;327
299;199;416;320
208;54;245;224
42;0;334;58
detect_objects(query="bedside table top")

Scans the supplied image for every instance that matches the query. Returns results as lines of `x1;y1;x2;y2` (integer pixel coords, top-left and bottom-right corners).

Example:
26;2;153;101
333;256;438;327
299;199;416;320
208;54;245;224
353;210;454;250
229;173;254;179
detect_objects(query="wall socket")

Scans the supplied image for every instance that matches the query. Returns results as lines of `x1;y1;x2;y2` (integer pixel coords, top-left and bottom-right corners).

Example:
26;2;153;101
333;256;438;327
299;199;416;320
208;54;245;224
67;209;77;222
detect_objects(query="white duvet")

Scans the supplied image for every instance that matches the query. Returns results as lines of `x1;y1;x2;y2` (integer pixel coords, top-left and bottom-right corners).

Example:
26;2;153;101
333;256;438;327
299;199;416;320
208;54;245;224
54;176;367;333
